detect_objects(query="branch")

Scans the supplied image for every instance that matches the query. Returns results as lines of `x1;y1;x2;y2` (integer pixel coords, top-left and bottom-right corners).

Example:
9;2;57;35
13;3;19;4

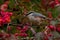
30;27;36;35
15;0;19;5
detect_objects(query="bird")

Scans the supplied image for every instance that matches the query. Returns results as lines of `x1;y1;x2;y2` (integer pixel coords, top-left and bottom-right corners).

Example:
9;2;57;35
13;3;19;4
25;11;47;22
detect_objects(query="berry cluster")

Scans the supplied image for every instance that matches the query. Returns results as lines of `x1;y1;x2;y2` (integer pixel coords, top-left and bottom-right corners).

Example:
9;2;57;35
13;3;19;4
0;1;13;26
56;24;60;32
14;25;29;37
49;0;60;8
46;24;60;32
0;24;29;39
0;32;11;40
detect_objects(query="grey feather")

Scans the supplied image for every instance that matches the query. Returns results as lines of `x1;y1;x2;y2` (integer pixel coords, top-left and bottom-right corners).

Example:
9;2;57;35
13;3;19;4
28;11;46;18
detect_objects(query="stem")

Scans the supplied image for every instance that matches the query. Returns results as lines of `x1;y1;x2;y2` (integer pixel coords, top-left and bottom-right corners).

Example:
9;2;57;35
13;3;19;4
28;26;36;35
15;0;19;5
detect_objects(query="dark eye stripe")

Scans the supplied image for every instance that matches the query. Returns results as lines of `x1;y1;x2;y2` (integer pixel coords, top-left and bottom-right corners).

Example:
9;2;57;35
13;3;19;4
26;12;33;16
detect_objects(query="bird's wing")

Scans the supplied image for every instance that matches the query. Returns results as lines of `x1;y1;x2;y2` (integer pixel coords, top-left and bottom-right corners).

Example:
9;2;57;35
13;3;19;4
32;12;46;18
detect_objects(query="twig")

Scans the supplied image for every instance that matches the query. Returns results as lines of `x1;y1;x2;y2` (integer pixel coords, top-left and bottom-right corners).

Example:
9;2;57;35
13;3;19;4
15;0;19;5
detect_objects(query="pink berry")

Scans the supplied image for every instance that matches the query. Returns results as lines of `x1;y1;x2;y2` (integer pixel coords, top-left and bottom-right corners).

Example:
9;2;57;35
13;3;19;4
55;0;59;4
0;34;3;38
48;25;55;30
1;11;6;16
56;27;60;32
16;27;21;30
20;30;26;33
23;25;28;31
19;33;23;37
49;1;55;8
5;34;11;38
48;34;52;37
9;12;13;16
14;33;19;37
3;15;11;23
1;4;8;11
0;17;3;25
7;26;11;31
44;36;48;40
19;33;28;37
47;12;53;19
4;1;10;5
23;33;28;37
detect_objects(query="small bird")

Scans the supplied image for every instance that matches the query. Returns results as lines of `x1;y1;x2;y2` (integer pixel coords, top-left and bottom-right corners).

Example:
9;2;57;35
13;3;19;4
26;11;46;18
25;11;47;22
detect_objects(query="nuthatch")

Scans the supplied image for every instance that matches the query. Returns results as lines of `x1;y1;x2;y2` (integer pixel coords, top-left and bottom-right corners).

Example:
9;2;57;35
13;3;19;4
25;11;47;22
